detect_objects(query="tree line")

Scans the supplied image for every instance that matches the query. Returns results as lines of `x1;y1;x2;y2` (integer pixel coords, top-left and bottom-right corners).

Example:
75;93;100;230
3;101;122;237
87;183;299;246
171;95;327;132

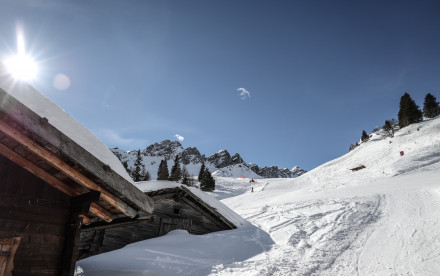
351;92;440;150
123;152;215;191
122;150;151;182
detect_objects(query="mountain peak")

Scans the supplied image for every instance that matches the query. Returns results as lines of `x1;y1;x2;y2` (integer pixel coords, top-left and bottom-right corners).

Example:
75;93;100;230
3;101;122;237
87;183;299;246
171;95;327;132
111;140;306;179
231;153;245;164
144;139;183;158
208;150;232;168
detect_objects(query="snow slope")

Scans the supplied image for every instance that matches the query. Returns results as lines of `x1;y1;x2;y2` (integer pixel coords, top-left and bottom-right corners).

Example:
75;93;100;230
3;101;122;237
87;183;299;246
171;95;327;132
76;116;440;275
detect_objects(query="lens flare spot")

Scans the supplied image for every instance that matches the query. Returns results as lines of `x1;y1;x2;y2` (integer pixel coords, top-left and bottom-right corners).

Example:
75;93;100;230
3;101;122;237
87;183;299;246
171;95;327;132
53;73;71;91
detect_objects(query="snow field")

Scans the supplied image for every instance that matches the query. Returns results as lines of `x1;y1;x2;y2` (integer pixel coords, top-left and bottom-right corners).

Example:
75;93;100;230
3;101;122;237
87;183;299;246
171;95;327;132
214;196;382;275
357;189;440;275
77;116;440;275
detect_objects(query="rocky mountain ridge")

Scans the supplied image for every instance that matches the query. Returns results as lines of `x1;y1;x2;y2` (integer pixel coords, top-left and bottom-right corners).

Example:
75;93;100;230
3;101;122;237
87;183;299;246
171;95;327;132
111;140;306;179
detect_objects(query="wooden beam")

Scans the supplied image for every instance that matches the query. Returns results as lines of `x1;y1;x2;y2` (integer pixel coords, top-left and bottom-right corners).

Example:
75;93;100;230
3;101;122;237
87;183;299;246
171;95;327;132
0;142;77;195
64;192;101;275
61;213;83;276
0;120;138;218
0;237;21;275
0;141;113;222
82;215;154;231
89;204;113;223
79;214;91;225
70;191;101;215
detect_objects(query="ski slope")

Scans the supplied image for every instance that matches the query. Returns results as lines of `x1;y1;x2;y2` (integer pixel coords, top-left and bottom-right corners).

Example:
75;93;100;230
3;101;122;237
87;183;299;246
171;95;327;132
76;116;440;275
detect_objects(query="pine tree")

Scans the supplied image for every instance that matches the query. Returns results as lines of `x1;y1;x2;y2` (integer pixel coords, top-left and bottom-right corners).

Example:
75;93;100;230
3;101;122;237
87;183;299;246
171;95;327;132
157;160;163;180
206;168;215;191
383;120;394;137
181;165;189;186
182;175;188;185
157;159;169;180
140;165;151;181
200;168;215;191
361;130;369;142
145;171;151;181
132;150;143;182
170;155;182;182
349;144;357;151
398;93;423;128
122;160;129;170
181;165;195;186
423;93;440;118
198;163;206;181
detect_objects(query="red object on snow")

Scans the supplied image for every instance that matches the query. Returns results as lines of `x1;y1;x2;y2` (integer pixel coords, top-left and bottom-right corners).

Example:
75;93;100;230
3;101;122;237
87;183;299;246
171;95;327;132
400;151;404;156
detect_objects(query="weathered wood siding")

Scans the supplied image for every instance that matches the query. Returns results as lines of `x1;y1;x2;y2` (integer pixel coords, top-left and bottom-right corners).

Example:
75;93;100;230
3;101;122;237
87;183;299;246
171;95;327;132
79;218;161;259
0;154;70;275
153;196;225;234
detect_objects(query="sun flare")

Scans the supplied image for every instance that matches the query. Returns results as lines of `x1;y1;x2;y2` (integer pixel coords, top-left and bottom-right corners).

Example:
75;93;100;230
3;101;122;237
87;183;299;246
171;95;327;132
4;54;38;81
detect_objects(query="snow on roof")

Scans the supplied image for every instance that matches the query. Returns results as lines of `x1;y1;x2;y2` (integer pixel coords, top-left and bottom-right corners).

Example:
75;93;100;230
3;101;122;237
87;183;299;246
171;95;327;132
135;180;246;227
135;180;181;192
0;62;133;183
187;185;246;227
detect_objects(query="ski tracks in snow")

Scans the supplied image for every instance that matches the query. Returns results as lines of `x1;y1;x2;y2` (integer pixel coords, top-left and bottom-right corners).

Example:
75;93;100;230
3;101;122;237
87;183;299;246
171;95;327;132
211;195;383;275
357;189;440;275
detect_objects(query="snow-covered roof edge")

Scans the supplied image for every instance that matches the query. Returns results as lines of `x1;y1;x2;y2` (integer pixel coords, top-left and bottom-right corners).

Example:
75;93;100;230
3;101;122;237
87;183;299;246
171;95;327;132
0;62;132;183
184;186;246;228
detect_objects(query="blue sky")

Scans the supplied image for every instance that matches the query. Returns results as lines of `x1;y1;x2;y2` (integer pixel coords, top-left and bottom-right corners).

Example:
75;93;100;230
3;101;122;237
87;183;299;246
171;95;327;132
1;0;440;171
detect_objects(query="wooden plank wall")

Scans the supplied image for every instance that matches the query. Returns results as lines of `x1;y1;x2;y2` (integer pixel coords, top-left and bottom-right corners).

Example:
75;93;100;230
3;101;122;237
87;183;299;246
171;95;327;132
78;218;161;259
0;154;70;275
153;197;225;234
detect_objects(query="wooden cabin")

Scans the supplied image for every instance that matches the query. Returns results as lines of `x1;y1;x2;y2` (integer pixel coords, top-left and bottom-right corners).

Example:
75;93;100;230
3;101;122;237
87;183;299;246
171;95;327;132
0;68;154;276
78;185;236;260
350;165;366;172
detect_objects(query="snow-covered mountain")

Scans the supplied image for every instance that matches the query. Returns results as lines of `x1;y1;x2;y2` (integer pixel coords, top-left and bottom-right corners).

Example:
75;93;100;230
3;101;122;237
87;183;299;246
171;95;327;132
111;140;306;179
212;164;261;178
78;116;440;276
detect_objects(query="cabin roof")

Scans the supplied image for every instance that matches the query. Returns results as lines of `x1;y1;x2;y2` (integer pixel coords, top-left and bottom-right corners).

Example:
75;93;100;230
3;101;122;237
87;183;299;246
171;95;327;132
136;181;245;228
0;64;154;223
145;185;236;230
350;165;366;172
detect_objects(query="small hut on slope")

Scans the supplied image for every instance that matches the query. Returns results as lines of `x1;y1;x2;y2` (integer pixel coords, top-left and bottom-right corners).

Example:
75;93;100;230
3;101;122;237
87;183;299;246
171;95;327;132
0;64;154;276
78;182;238;259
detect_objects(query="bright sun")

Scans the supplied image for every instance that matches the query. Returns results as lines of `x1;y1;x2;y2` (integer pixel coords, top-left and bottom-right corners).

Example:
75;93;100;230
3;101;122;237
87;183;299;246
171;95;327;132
5;54;38;81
